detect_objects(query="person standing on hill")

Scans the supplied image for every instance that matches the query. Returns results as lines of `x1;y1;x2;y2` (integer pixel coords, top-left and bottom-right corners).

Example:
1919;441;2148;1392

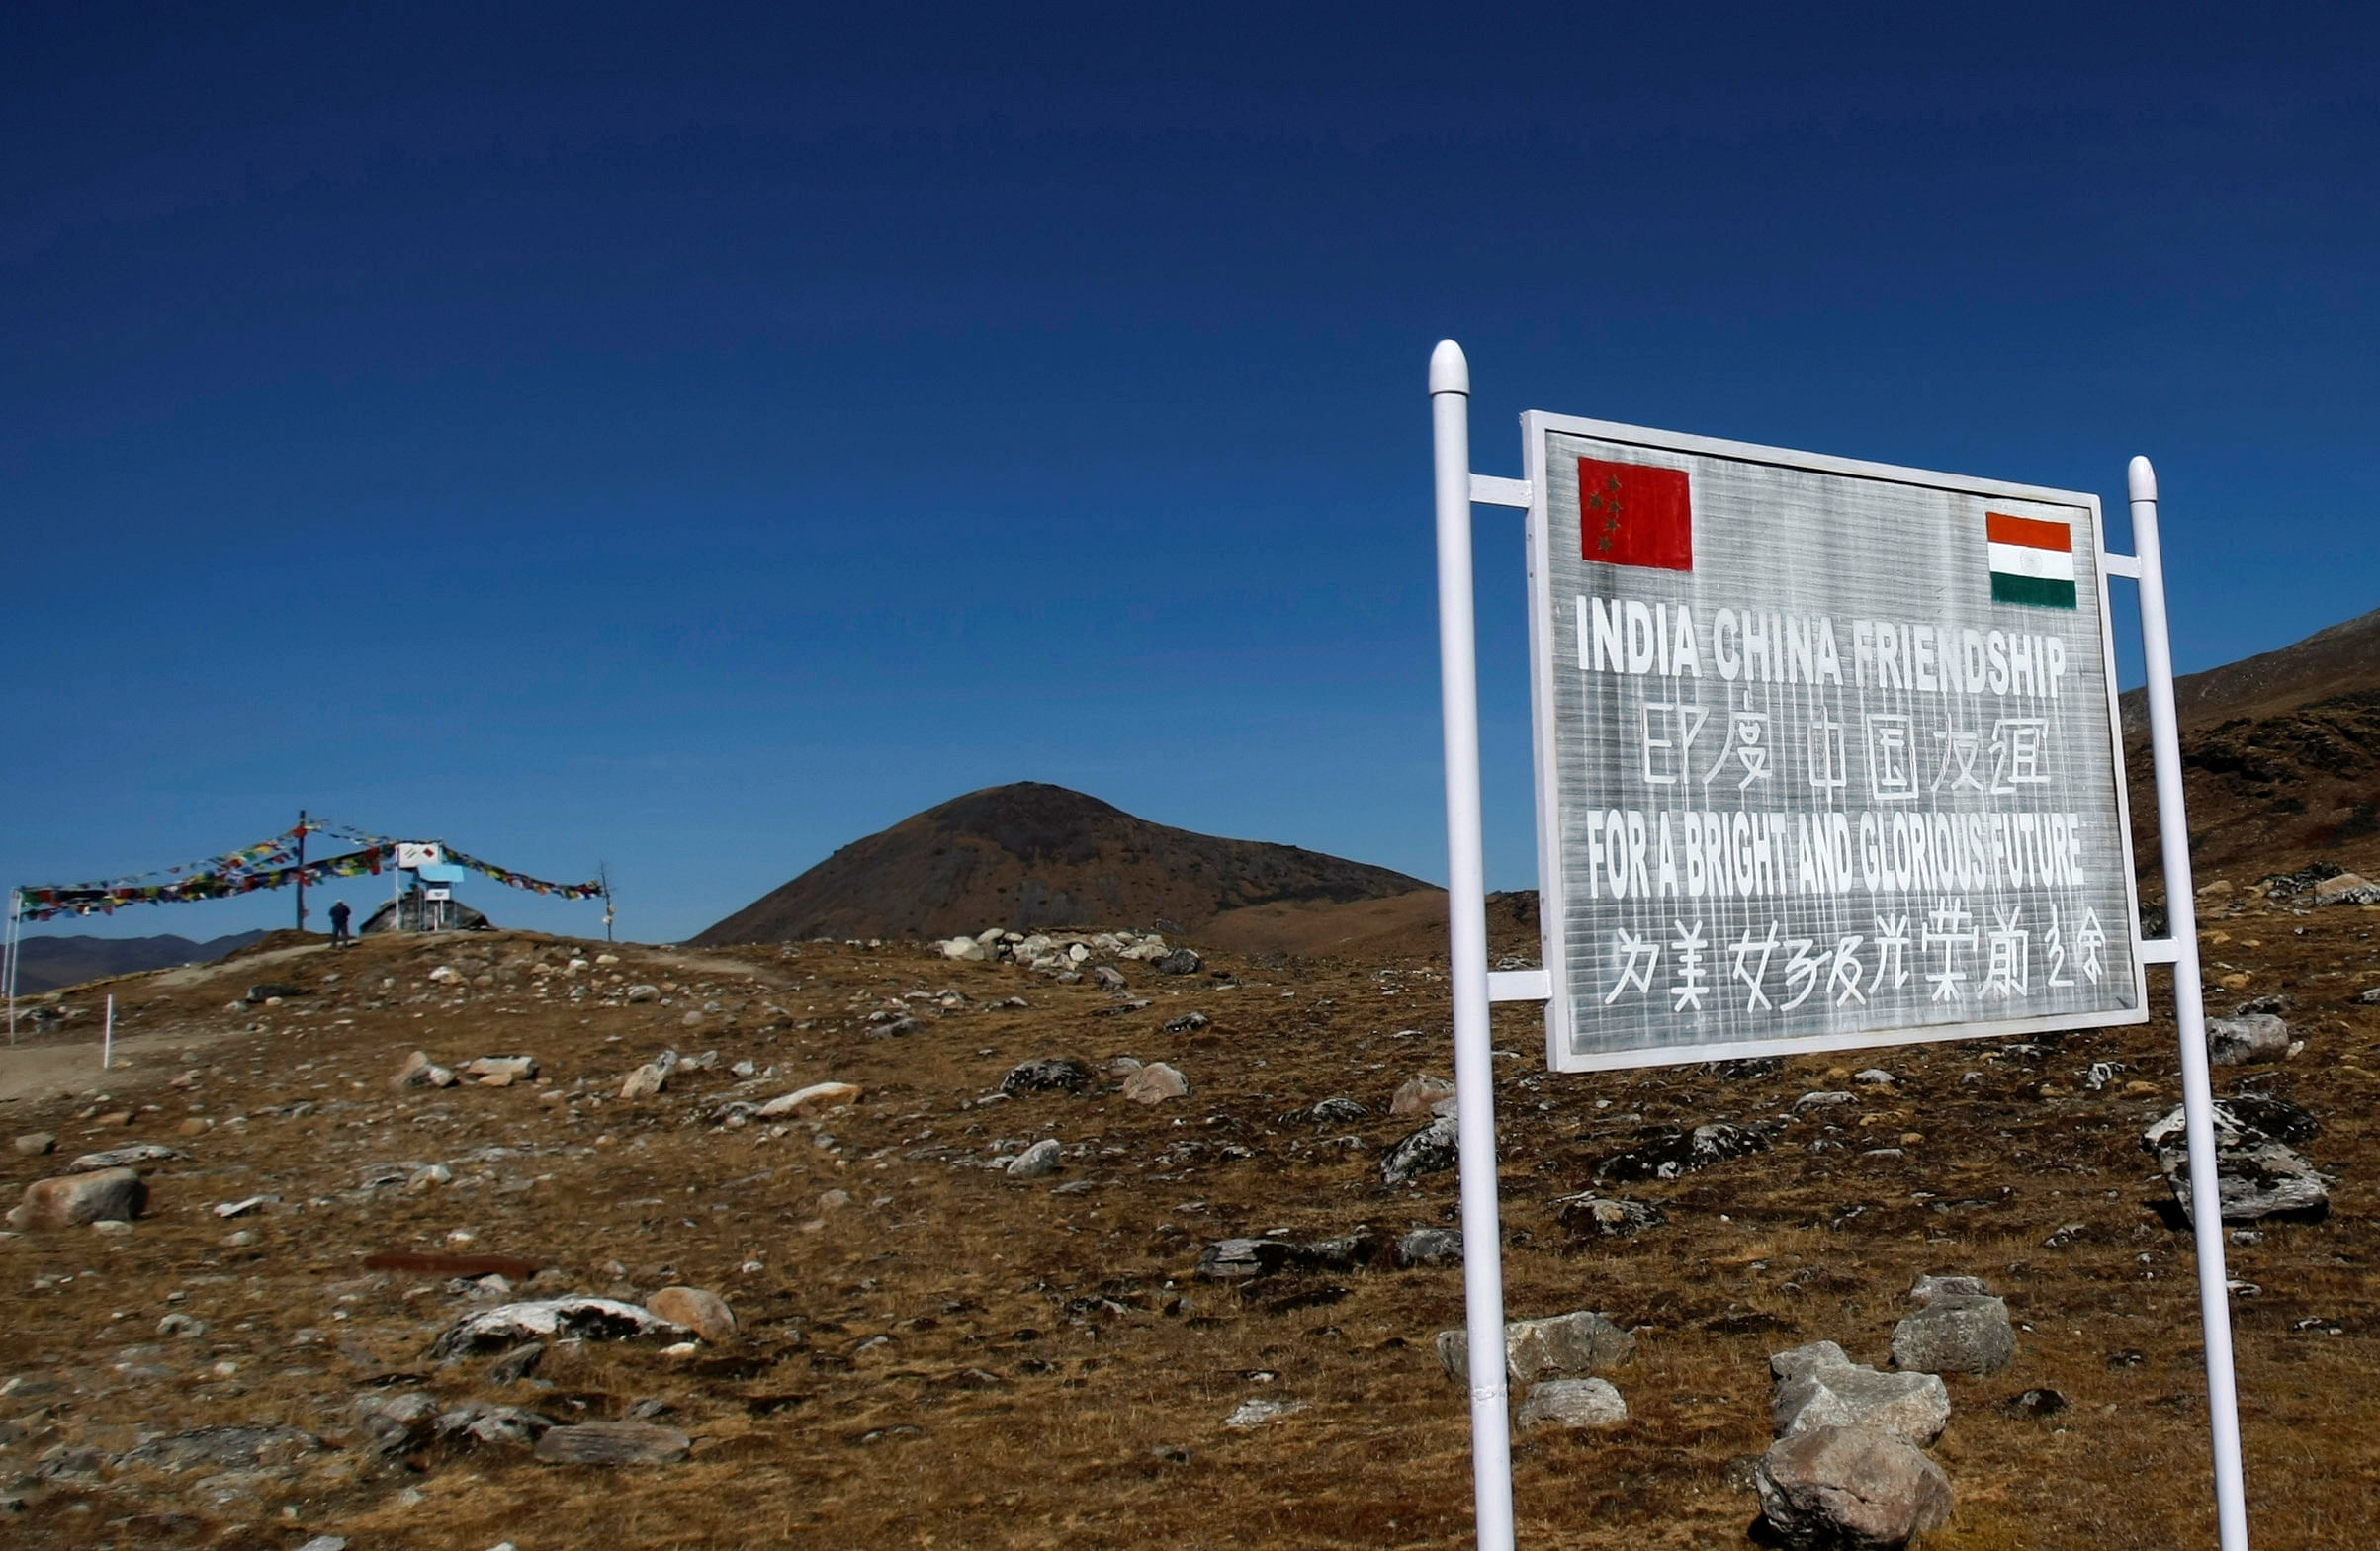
328;898;352;949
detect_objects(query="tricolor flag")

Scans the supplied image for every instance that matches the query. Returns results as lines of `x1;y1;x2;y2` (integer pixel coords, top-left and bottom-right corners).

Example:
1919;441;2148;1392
1578;457;1692;570
1985;512;2076;609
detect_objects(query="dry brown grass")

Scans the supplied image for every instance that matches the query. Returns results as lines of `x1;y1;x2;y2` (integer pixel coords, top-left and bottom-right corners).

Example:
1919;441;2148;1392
1;900;2376;1549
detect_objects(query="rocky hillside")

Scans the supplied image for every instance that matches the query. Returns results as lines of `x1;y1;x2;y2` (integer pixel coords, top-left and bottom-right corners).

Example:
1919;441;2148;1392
2119;605;2380;888
2121;605;2380;733
693;782;1432;946
2127;689;2380;888
1;906;2375;1547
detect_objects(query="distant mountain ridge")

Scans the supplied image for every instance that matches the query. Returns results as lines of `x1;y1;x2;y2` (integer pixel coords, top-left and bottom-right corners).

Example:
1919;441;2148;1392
2121;606;2380;734
693;783;1432;946
10;930;270;994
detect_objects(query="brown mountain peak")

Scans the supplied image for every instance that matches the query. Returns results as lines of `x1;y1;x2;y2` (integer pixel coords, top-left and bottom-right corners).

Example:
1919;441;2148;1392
691;783;1430;947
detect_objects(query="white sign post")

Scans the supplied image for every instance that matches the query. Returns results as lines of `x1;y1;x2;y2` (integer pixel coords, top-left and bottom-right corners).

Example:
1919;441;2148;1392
1429;341;2248;1550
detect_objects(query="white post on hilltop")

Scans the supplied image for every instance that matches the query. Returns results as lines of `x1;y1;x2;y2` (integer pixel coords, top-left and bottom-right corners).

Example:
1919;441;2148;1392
102;992;115;1069
2129;455;2250;1550
1429;338;1517;1551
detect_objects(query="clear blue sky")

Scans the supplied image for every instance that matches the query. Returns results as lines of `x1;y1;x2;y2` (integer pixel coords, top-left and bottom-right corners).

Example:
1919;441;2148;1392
6;4;2377;945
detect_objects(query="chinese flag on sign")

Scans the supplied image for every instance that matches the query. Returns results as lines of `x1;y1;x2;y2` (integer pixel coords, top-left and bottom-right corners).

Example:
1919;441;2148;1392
1577;457;1692;570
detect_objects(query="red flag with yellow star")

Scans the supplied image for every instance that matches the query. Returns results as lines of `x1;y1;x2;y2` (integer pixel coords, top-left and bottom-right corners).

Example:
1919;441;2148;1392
1578;457;1692;570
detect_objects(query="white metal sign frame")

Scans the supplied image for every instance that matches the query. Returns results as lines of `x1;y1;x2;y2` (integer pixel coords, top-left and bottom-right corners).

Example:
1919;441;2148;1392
1429;340;2248;1551
1516;409;2149;1071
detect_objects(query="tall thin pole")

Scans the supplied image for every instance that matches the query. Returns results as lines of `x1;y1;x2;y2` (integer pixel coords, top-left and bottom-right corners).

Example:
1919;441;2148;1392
5;890;19;1046
2131;455;2250;1550
295;809;309;933
1430;339;1516;1551
601;864;615;942
102;993;114;1069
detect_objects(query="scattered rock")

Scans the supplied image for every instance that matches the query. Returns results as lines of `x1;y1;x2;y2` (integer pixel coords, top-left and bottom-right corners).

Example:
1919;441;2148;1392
2002;1387;2068;1419
1907;1274;1990;1305
428;1298;689;1360
1594;1122;1775;1183
12;1133;55;1156
486;1343;546;1384
1892;1280;2015;1375
1195;1230;1385;1280
1302;1096;1369;1124
1395;1227;1463;1266
1770;1340;1853;1381
2143;1101;2332;1224
392;1051;458;1091
626;984;661;1002
1795;1091;1856;1112
1223;1397;1301;1427
117;1424;326;1474
533;1421;690;1466
1380;1114;1459;1185
940;936;989;961
1516;1377;1628;1429
65;1144;182;1171
1005;1138;1064;1178
1002;1058;1093;1097
246;982;306;1003
1773;1353;1950;1447
1437;1311;1635;1385
2211;1093;2321;1146
755;1081;862;1118
620;1064;669;1100
1853;1068;1896;1086
7;1167;148;1231
433;1402;553;1450
2312;872;2380;905
2206;1013;2289;1066
1196;1238;1292;1280
1091;964;1127;991
1390;1076;1456;1117
1121;1062;1190;1105
1553;1192;1669;1239
157;1313;207;1338
1156;948;1203;976
647;1286;736;1343
1756;1423;1953;1549
466;1055;539;1081
295;1536;348;1551
1163;1010;1210;1032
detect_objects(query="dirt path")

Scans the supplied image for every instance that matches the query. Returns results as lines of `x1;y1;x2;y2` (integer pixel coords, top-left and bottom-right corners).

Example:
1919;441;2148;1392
0;1022;254;1103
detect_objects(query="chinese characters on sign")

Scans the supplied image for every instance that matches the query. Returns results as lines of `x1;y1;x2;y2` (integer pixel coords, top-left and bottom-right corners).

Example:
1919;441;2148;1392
1525;420;2144;1070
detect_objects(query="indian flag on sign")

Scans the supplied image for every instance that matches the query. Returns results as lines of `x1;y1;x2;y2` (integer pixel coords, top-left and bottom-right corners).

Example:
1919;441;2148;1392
1985;512;2077;609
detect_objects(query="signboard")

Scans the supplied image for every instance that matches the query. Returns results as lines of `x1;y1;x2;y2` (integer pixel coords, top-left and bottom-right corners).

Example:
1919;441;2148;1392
1522;413;2146;1071
395;842;443;870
